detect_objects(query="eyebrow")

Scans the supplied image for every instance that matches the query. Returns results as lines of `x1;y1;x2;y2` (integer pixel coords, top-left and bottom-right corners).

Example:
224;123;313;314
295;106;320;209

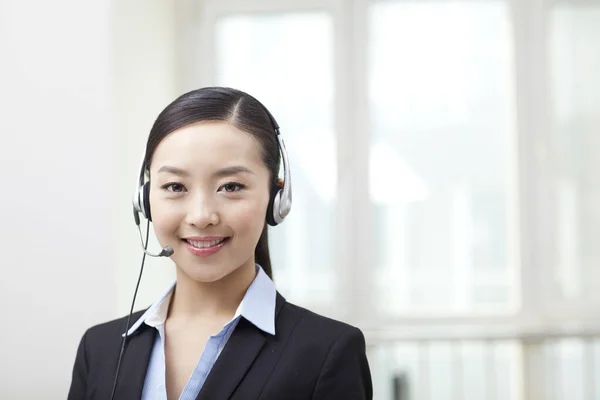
213;165;255;178
157;165;255;178
157;166;189;177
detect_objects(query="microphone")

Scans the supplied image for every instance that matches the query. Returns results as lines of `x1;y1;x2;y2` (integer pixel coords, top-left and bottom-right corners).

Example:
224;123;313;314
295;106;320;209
142;244;174;258
133;207;174;257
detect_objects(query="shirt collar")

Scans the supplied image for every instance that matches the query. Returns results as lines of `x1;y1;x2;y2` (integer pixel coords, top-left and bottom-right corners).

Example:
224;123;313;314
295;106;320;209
124;264;276;337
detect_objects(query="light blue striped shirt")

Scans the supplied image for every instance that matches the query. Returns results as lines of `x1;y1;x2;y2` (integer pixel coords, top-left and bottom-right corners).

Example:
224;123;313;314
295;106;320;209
125;265;276;400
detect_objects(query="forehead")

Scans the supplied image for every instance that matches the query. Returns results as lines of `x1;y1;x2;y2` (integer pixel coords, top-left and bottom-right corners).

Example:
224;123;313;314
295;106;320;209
150;121;264;171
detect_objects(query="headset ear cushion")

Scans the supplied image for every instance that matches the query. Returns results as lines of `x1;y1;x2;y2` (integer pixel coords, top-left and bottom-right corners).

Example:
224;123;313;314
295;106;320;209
142;182;152;221
266;184;281;226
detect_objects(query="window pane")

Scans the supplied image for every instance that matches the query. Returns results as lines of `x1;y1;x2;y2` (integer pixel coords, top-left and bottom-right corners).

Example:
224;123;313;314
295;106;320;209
550;4;600;302
368;2;517;314
215;13;336;308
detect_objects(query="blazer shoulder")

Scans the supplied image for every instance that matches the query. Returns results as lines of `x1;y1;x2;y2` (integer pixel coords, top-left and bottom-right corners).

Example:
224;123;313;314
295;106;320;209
281;301;364;342
83;309;148;344
277;302;372;399
68;309;153;400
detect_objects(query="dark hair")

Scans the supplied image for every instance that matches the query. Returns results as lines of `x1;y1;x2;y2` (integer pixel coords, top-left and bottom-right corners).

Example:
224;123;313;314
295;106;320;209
143;87;280;279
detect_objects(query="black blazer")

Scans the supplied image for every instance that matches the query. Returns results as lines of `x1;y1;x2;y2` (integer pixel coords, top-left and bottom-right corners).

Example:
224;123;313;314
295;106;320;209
67;293;373;400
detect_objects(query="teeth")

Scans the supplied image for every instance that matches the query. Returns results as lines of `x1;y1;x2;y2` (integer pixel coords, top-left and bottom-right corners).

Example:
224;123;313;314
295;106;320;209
187;238;226;249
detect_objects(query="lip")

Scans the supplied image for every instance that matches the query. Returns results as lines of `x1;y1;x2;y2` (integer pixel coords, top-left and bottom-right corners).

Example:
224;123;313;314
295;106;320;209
183;236;227;241
182;237;229;257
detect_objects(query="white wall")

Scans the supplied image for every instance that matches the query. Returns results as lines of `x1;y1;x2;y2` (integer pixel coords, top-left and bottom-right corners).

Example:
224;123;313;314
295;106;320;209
110;0;178;316
0;1;177;397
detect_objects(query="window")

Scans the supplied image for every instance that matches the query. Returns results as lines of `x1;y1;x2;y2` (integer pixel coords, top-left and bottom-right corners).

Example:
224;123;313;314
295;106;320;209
368;1;517;315
550;3;600;305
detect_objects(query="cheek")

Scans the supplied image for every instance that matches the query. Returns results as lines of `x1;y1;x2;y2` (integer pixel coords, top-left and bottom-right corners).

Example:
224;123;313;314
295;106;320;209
149;199;183;238
226;198;268;234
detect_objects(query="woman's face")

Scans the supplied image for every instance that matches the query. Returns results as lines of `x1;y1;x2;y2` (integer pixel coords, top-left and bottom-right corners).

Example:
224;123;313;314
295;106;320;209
148;121;271;283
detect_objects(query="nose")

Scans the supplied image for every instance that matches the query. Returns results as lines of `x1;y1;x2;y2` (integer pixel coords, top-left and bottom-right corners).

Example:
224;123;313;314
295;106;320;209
184;192;220;228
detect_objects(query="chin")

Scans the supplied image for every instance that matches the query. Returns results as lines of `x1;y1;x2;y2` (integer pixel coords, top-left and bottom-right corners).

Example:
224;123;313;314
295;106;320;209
179;259;245;283
181;265;230;283
173;248;254;283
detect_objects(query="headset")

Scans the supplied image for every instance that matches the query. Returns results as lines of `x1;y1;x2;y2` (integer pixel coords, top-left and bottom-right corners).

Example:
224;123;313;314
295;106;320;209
132;104;292;231
109;95;292;399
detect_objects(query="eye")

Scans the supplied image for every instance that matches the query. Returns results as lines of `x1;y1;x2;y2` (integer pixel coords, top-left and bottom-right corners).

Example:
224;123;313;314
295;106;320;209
161;182;186;193
219;182;245;193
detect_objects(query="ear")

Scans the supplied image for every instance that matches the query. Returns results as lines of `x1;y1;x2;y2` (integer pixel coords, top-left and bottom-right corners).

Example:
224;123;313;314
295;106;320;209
143;181;152;221
266;180;282;226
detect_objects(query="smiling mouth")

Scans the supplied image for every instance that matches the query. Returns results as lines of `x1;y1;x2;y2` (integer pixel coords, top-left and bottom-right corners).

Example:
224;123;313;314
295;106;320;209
184;238;229;249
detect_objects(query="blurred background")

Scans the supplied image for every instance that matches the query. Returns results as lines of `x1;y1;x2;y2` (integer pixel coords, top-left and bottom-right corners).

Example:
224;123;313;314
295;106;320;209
1;0;599;399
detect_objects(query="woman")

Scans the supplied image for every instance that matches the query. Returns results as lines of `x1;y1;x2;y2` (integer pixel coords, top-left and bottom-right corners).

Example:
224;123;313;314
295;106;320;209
67;87;372;400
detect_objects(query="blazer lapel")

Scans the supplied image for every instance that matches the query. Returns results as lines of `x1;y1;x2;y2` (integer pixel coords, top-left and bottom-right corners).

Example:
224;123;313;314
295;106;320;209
197;317;267;400
112;325;157;399
196;293;287;400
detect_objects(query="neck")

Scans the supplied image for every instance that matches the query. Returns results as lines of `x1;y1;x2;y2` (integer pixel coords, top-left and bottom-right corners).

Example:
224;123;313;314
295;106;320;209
169;260;257;322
